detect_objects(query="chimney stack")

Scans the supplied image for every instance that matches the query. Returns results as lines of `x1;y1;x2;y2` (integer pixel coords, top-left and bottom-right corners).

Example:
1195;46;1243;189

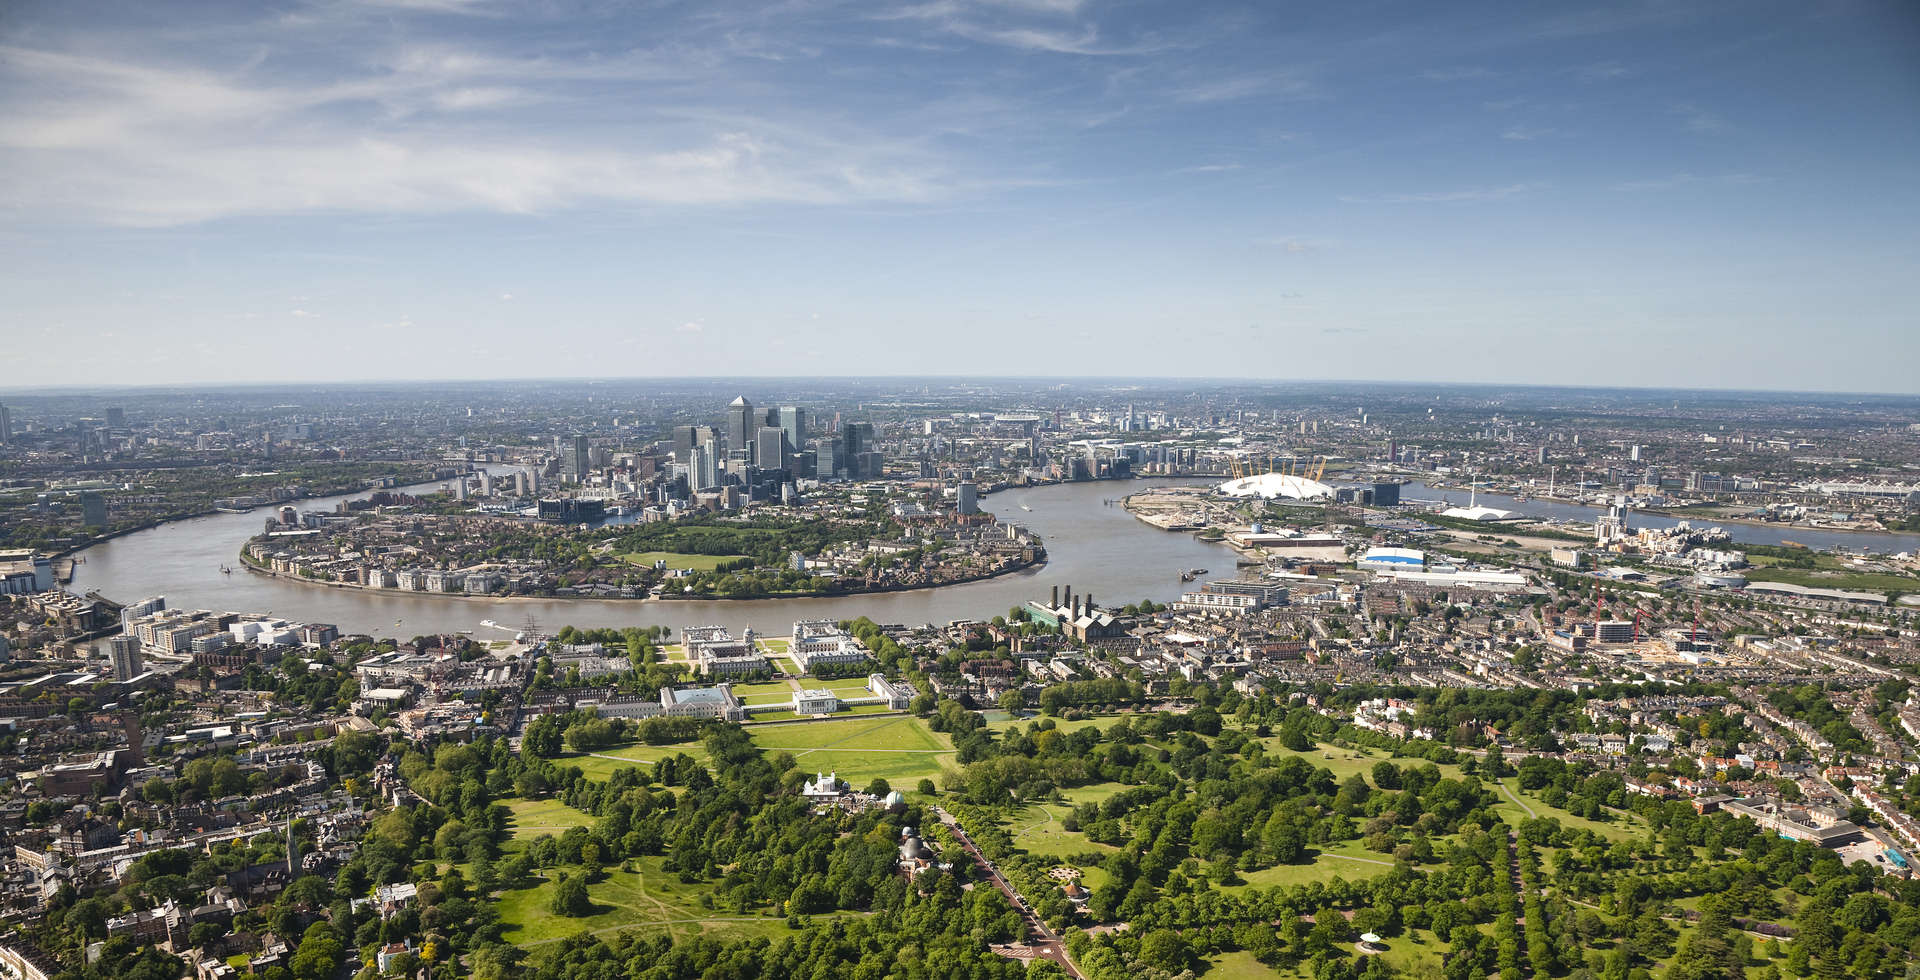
1085;593;1094;613
1051;585;1059;607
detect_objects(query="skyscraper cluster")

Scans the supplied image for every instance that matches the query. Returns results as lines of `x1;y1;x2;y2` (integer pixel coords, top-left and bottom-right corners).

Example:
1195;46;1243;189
670;396;880;497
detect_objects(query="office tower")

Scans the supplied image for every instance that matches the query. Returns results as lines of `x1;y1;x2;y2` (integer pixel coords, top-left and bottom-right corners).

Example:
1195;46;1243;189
819;435;842;480
107;635;141;682
105;407;125;428
1630;444;1641;462
842;421;873;458
569;435;590;483
756;427;790;474
0;403;10;443
956;481;979;515
673;425;697;464
778;406;808;454
694;441;720;490
726;396;755;461
81;491;107;528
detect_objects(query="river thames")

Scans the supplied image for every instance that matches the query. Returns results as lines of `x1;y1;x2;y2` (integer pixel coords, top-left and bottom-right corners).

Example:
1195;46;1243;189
70;474;1920;637
71;478;1241;636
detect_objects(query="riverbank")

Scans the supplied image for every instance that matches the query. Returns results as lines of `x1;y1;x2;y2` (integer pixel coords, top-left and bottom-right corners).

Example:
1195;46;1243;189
1420;483;1907;540
78;477;1238;636
240;547;1047;605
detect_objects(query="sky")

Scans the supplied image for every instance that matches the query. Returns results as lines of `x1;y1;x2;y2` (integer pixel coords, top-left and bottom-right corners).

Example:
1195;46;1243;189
2;0;1918;392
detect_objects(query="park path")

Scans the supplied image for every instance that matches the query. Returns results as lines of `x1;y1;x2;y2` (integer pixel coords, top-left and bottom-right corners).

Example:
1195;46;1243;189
932;806;1086;979
1498;780;1538;819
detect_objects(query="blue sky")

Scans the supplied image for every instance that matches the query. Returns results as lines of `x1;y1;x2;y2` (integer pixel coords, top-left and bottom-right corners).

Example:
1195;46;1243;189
3;0;1917;391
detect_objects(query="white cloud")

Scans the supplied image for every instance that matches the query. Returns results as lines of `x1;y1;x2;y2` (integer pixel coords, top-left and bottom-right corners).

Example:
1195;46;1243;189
289;309;319;318
499;292;514;301
1421;67;1495;82
677;320;705;333
1671;102;1729;133
0;26;960;226
1500;126;1557;141
1338;182;1545;205
1613;172;1768;192
1572;61;1632;82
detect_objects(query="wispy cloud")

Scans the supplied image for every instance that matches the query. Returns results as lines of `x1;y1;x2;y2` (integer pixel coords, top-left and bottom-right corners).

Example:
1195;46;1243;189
0;26;964;225
676;320;706;334
878;2;1170;56
1254;236;1326;253
1612;172;1768;192
1421;67;1495;82
1338;182;1545;205
1171;71;1314;104
1571;60;1633;82
1671;102;1729;133
1500;125;1558;141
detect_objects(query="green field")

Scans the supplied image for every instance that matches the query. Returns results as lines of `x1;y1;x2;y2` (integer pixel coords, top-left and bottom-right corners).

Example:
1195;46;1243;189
558;744;709;783
619;551;749;571
1227;837;1399;892
1742;564;1913;594
1489;779;1645;842
986;712;1139;735
748;716;955;788
1006;782;1131;859
506;797;599;838
497;855;801;946
731;680;801;706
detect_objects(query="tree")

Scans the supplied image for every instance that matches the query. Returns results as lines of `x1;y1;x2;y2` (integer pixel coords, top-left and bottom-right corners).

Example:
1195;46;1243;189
998;688;1026;712
550;872;592;917
523;715;563;758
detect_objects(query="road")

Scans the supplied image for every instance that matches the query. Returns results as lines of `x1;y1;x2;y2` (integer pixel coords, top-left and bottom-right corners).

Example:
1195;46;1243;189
931;806;1085;979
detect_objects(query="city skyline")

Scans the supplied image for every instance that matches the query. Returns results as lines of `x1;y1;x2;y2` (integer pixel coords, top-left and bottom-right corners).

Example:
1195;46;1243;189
3;0;1918;391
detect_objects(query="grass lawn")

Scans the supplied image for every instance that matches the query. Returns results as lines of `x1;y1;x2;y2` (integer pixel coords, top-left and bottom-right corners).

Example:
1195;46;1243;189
558;744;709;783
749;716;956;788
619;551;749;571
506;797;599;839
1743;565;1913;594
497;855;803;946
987;713;1133;735
1202;951;1282;979
1202;927;1453;979
758;637;792;653
1489;779;1645;843
1217;846;1397;893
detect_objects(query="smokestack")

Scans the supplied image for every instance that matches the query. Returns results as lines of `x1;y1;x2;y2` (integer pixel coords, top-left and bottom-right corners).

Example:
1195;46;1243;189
1052;585;1059;607
1085;593;1093;613
1063;585;1072;609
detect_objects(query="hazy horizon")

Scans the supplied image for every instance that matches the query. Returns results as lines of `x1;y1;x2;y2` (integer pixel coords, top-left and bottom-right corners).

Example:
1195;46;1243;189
4;0;1918;391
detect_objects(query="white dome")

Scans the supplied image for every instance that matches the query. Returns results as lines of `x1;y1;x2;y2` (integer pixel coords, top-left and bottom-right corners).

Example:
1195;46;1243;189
1217;473;1334;500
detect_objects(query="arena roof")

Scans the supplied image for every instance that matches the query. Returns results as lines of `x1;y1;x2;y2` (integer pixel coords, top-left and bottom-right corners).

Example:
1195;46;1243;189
1217;472;1333;500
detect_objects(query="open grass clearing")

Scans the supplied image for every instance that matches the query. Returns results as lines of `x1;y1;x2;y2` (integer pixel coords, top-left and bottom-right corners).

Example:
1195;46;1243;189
497;855;815;946
558;743;709;783
506;797;598;839
749;715;955;788
619;551;749;572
